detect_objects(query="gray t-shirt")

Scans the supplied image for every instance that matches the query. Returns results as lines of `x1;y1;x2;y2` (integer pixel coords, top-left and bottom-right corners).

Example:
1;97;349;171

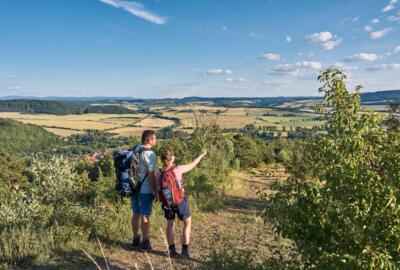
134;145;157;194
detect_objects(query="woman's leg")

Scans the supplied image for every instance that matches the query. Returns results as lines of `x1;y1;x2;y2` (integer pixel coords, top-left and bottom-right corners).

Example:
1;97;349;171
181;216;192;245
166;219;175;245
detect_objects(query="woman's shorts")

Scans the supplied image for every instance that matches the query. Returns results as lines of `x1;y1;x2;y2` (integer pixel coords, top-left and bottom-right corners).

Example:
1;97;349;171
162;196;191;221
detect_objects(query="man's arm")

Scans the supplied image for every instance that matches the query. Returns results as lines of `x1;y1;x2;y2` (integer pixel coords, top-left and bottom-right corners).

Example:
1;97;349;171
149;171;158;192
149;171;159;202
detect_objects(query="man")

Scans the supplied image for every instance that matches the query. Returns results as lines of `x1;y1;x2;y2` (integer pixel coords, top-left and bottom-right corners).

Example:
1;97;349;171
131;130;158;250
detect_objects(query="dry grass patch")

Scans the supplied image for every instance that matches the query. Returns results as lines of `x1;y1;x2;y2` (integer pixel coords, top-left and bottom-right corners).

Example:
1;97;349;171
0;112;147;132
138;117;176;128
17;119;121;131
110;126;147;137
43;127;85;137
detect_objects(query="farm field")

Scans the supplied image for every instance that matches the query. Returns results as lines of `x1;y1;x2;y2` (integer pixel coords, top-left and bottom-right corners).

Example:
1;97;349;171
12;99;397;137
0;105;328;137
159;105;324;130
4;99;390;139
0;112;147;136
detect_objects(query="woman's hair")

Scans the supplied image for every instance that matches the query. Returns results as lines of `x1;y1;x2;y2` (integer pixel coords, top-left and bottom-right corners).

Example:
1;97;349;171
161;148;174;171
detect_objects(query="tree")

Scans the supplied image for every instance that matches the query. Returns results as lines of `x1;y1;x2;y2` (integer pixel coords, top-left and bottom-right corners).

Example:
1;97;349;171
263;69;400;269
232;134;262;169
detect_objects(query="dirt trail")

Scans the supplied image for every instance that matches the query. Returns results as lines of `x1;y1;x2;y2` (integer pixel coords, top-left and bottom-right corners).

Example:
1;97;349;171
78;164;290;270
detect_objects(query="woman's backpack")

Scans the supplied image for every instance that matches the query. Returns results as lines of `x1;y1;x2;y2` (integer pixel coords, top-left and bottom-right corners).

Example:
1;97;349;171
158;166;185;206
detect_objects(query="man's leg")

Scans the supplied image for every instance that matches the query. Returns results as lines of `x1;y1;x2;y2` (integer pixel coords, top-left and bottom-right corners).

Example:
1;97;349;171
138;193;154;250
131;213;141;237
141;215;150;240
131;195;142;248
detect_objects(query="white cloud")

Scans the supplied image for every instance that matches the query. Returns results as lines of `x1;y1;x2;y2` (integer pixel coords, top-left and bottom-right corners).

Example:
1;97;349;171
0;74;15;79
264;79;292;86
221;26;228;31
305;31;333;42
366;63;400;71
297;52;315;57
300;61;323;69
305;31;341;50
206;68;233;75
370;28;392;39
382;0;397;12
395;46;400;53
6;86;22;90
387;15;400;22
225;78;248;82
371;18;380;24
99;0;167;25
364;25;373;32
351;16;360;23
344;53;382;62
332;62;359;71
268;61;322;76
260;53;281;61
321;38;342;50
249;32;262;38
286;36;292;43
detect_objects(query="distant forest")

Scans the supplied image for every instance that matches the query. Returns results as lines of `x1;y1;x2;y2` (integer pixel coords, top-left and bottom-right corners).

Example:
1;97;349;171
0;100;137;115
0;89;399;113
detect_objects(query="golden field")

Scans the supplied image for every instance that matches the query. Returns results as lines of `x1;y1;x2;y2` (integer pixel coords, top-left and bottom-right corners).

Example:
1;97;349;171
0;104;326;137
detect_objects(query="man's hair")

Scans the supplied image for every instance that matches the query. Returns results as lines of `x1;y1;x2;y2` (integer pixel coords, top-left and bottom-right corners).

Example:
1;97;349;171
141;129;156;144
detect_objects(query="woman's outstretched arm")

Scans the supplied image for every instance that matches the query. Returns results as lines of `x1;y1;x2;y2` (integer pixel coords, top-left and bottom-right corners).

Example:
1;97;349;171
177;151;207;174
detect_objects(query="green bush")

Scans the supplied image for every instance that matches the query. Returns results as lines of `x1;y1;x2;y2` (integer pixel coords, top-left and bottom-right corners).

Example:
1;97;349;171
263;69;400;269
0;155;133;265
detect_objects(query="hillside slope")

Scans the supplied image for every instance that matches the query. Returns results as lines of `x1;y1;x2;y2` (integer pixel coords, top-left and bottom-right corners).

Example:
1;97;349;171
0;118;62;157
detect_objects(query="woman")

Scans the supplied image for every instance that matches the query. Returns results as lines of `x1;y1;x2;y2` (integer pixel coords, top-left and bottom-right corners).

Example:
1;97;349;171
157;148;207;258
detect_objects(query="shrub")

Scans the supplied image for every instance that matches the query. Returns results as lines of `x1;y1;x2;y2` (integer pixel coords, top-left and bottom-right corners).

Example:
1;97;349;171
0;155;133;265
262;69;400;269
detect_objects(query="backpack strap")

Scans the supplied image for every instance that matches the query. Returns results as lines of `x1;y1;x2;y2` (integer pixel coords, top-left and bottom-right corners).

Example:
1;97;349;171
134;145;151;183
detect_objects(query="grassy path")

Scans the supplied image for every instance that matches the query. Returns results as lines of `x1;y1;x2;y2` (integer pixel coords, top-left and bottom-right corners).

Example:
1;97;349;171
85;164;293;270
23;164;294;270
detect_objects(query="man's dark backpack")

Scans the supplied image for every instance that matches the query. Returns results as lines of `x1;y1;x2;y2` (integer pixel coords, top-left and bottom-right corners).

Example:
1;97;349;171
113;147;149;197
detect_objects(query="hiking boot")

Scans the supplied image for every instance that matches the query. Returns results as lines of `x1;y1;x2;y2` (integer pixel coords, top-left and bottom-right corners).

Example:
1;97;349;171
132;235;141;249
168;245;178;257
140;238;152;250
181;246;190;258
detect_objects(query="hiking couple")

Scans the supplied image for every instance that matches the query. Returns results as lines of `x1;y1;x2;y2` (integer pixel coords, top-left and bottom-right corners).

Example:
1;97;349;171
130;129;206;258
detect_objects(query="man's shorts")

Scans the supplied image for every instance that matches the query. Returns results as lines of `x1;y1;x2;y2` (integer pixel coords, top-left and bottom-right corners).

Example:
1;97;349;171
131;193;154;216
162;196;191;221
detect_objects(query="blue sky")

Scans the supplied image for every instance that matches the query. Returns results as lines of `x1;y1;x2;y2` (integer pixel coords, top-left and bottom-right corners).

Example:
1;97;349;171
0;0;399;98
